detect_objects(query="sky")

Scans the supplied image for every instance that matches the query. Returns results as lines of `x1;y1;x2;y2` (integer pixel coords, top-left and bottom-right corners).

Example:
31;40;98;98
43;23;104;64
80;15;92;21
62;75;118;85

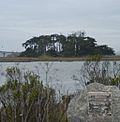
0;0;120;52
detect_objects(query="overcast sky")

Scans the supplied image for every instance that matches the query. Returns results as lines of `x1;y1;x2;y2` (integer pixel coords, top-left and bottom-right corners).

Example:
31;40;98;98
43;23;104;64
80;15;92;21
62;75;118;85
0;0;120;52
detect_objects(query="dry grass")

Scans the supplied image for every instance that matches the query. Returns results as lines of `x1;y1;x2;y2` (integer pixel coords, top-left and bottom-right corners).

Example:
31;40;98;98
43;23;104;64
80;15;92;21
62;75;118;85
0;55;120;62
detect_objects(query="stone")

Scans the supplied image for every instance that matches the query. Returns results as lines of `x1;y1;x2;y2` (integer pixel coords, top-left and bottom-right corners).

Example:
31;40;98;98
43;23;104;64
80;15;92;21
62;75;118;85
67;82;120;122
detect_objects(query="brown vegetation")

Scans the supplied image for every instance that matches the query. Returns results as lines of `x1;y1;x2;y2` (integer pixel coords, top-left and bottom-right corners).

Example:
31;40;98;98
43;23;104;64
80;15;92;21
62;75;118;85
0;55;120;62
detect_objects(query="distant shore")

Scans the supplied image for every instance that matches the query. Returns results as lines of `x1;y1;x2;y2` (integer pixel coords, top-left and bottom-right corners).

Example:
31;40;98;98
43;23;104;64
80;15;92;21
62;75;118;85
0;55;120;62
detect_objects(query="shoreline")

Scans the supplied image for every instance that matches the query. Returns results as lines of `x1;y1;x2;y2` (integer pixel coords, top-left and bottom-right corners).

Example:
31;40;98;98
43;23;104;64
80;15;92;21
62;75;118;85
0;56;120;62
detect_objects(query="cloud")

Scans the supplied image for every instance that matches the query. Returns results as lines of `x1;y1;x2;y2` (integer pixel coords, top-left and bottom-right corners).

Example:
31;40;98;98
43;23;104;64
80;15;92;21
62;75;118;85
0;0;120;51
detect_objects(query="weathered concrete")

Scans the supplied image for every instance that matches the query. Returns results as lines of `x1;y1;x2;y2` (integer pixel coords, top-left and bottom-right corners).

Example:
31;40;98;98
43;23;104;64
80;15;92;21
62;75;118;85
67;82;120;122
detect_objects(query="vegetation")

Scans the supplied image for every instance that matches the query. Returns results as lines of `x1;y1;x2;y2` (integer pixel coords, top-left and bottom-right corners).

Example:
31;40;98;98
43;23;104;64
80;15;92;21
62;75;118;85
0;57;120;122
73;55;120;87
1;55;120;62
20;31;115;57
0;67;71;122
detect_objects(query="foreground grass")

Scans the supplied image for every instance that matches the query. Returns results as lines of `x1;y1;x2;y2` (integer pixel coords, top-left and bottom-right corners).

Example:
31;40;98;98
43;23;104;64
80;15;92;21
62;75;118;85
0;55;120;62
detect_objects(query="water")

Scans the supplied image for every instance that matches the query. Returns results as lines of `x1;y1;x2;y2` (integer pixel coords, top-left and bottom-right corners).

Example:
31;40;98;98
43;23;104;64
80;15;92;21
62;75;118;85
0;61;84;94
1;61;120;94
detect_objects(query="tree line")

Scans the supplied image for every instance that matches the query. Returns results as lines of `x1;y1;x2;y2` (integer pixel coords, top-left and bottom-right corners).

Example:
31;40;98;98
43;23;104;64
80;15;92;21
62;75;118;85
20;32;115;57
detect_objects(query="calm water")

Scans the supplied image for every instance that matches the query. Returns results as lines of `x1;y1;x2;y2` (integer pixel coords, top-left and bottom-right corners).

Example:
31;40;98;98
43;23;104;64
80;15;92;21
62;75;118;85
0;61;84;94
0;61;120;94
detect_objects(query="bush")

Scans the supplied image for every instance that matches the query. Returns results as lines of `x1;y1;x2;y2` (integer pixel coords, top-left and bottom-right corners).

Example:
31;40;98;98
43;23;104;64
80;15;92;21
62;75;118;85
0;67;70;122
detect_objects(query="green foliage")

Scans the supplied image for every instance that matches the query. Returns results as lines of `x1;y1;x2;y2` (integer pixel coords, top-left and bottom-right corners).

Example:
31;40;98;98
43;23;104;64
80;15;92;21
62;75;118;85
21;32;115;57
86;54;102;62
111;75;120;86
80;59;120;86
0;67;70;122
95;45;115;55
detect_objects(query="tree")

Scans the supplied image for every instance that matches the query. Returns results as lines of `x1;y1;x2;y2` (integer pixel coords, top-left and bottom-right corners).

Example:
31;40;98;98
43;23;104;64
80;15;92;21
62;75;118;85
21;32;115;57
63;35;76;56
95;45;115;55
78;36;96;56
